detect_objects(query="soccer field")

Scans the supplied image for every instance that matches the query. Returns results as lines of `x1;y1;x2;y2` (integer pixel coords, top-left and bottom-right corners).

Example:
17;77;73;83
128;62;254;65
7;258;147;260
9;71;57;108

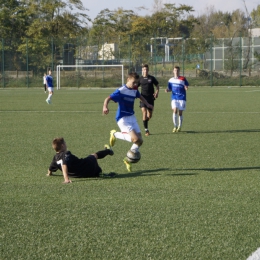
1;87;260;259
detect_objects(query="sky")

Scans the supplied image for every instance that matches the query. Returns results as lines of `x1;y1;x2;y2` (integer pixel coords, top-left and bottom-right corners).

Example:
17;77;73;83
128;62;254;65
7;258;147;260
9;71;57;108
81;0;258;22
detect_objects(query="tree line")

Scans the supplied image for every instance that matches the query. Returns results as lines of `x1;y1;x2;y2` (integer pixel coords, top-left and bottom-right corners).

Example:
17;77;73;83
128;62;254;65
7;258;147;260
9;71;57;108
0;0;259;73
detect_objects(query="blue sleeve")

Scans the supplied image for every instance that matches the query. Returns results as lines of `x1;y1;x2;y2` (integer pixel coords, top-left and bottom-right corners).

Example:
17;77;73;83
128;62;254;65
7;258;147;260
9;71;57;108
185;78;189;86
110;89;120;102
168;82;172;90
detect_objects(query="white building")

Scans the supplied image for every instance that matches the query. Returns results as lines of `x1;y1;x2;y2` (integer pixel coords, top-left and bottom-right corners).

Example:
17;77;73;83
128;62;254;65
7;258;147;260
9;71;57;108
98;43;118;60
249;28;260;37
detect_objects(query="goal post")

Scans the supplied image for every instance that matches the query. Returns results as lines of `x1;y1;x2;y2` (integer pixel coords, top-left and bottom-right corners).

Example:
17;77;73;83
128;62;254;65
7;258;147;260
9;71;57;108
56;64;124;89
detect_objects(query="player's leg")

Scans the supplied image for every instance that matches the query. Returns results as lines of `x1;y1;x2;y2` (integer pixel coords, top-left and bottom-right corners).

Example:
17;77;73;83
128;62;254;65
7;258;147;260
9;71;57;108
141;107;150;136
109;116;137;146
171;100;178;131
93;145;114;159
140;102;149;135
141;97;154;136
177;100;186;132
128;130;143;150
93;153;117;178
146;108;153;135
46;88;53;104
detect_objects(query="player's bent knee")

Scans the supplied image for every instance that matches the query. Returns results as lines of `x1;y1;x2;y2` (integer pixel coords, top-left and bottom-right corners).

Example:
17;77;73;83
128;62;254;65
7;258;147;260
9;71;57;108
135;138;143;146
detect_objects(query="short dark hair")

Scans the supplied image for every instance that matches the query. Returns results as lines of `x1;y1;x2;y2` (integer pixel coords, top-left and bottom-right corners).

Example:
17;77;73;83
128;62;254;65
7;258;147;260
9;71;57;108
128;72;139;80
142;64;149;69
52;137;65;152
174;66;180;70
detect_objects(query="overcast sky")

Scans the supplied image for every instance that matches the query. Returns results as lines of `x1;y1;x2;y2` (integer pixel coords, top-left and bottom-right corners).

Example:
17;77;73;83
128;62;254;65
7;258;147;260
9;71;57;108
81;0;257;21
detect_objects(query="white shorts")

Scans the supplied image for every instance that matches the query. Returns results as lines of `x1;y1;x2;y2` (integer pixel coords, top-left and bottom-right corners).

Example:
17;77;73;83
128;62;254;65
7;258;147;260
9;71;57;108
117;115;141;134
47;87;54;92
171;100;186;110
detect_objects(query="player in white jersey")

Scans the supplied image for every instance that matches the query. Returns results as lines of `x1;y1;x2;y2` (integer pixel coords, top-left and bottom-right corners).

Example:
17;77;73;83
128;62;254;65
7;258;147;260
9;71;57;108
165;66;189;132
103;72;153;172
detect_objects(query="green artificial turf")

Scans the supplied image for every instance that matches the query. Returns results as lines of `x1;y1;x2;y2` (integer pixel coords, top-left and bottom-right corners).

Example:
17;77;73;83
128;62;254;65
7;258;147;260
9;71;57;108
0;87;260;259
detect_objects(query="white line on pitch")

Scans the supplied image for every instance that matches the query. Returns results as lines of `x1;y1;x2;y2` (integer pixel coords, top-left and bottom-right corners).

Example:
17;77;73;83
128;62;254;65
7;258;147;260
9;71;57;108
0;110;100;113
0;111;259;114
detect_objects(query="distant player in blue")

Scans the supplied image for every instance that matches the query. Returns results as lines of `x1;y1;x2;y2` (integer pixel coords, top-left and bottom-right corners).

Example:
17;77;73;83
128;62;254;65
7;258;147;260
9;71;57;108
103;72;153;172
45;69;53;104
165;66;189;132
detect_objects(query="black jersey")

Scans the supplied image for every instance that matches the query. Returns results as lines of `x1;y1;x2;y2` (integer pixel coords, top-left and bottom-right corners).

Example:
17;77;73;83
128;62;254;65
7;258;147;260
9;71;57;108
49;151;101;178
139;75;159;97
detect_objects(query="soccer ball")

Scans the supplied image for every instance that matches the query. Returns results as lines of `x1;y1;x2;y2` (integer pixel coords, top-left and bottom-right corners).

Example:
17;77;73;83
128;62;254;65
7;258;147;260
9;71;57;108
126;150;141;163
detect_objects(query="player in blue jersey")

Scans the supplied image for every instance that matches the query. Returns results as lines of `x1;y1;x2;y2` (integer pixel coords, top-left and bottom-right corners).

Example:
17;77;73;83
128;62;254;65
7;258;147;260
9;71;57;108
103;72;153;172
165;66;189;132
45;69;53;104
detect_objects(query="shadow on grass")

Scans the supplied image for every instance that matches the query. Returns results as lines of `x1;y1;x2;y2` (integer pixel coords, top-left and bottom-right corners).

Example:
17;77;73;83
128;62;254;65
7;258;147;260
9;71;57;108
116;168;171;178
169;172;199;176
177;166;260;172
185;129;260;134
48;168;199;181
151;129;260;135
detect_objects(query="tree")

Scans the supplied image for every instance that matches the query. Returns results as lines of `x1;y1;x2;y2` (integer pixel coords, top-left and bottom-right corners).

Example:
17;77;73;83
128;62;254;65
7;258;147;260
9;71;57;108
250;5;260;28
0;0;91;73
0;0;32;70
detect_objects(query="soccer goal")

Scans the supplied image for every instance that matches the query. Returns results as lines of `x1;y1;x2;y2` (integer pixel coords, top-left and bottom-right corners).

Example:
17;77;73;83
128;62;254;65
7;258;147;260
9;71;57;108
56;64;124;89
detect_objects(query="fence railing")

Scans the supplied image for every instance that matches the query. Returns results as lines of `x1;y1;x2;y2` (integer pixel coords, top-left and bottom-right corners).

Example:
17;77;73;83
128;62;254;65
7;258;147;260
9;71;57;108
0;35;259;88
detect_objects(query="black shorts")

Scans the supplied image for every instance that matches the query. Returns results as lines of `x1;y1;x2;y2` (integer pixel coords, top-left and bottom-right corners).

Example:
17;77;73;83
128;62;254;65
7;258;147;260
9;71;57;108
140;96;155;109
69;155;102;178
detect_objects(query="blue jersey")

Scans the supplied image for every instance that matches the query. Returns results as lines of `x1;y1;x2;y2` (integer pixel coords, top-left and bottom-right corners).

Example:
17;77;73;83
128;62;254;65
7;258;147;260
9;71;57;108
110;85;141;122
168;76;189;101
46;75;53;88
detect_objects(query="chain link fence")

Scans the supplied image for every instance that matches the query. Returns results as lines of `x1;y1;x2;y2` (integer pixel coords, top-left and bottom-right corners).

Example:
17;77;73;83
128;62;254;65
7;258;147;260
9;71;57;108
0;35;260;88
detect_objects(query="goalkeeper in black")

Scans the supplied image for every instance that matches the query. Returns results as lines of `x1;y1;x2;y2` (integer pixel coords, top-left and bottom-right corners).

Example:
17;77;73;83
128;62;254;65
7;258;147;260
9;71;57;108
139;64;160;136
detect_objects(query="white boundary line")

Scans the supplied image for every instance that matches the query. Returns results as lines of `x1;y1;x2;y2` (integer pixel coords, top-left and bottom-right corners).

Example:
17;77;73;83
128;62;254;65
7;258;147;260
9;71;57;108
0;111;260;114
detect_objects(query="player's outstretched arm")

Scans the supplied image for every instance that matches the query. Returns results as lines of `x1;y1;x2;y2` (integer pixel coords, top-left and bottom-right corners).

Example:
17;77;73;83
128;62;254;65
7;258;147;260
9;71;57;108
61;164;72;184
103;96;111;115
153;85;159;98
139;95;153;110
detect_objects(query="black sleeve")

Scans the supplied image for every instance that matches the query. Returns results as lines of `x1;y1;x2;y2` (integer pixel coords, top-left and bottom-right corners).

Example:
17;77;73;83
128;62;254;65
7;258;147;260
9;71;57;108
153;76;159;86
49;156;60;172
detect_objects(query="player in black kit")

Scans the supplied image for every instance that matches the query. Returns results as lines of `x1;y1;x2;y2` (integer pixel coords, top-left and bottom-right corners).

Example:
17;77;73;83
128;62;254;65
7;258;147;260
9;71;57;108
47;137;116;183
139;64;160;136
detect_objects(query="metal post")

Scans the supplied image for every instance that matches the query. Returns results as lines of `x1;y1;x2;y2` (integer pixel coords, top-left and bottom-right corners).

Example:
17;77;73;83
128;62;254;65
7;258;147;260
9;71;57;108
210;34;213;87
2;38;5;88
26;38;29;88
182;35;184;75
239;32;242;87
128;35;131;73
155;33;157;77
102;34;104;85
52;37;54;71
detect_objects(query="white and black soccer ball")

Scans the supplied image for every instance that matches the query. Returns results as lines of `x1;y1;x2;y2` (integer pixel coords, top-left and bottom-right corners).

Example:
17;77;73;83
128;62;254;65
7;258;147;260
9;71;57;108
126;150;141;163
